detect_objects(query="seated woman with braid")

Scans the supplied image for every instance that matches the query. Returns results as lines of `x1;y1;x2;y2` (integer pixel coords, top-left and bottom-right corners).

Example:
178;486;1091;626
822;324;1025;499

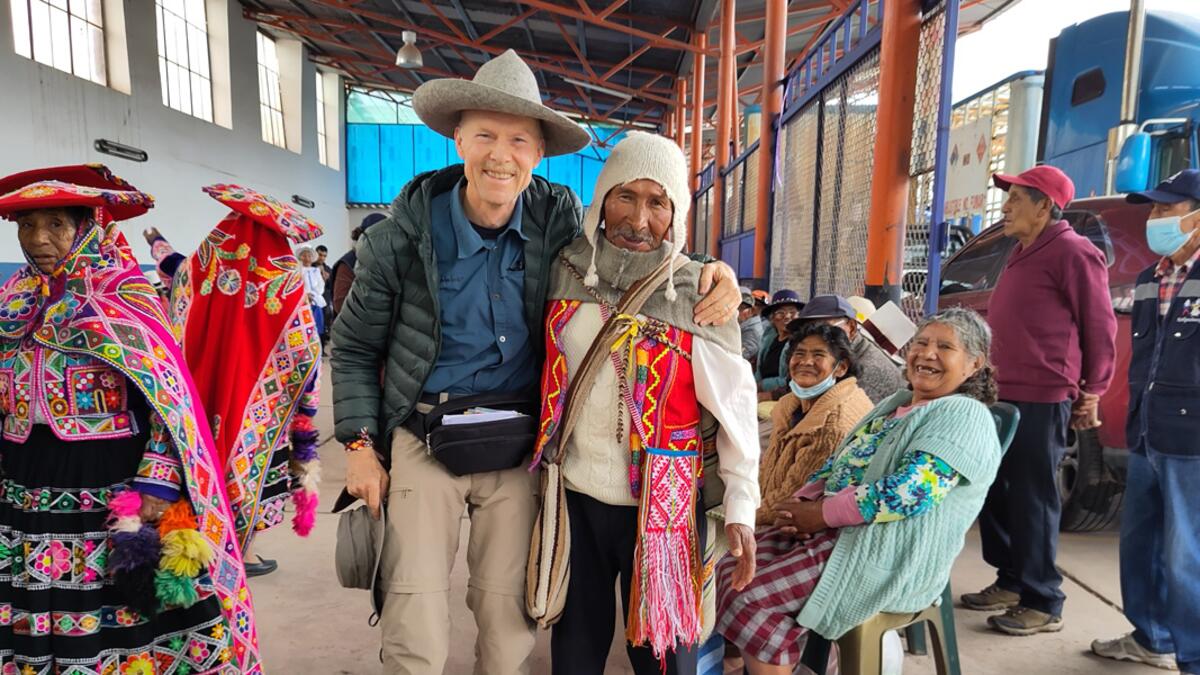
716;307;1003;674
755;322;873;527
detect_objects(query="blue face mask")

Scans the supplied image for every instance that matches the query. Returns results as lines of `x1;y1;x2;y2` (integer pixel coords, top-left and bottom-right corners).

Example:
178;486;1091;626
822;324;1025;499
1146;214;1194;257
790;373;837;400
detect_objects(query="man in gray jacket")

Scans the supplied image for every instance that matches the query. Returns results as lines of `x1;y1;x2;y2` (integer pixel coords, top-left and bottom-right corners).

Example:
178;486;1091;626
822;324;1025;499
795;294;905;403
331;50;740;675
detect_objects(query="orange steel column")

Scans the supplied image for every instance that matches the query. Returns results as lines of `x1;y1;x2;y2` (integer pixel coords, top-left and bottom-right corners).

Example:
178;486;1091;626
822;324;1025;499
863;0;922;307
711;0;735;257
690;32;706;193
753;0;786;280
675;79;688;149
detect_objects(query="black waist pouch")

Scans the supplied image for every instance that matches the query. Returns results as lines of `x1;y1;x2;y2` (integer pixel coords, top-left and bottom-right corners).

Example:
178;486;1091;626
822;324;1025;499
405;391;538;476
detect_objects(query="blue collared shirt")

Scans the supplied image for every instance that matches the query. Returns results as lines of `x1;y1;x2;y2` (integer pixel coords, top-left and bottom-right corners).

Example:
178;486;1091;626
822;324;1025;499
424;179;535;395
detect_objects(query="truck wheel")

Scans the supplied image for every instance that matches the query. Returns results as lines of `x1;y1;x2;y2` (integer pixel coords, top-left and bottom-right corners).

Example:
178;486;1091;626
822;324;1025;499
1058;428;1124;532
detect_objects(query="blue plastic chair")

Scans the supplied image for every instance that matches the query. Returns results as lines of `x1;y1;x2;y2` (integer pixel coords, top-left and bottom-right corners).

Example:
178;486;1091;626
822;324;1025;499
798;402;1020;675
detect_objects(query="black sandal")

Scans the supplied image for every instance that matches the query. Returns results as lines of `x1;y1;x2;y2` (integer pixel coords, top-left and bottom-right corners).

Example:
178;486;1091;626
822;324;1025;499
244;555;278;577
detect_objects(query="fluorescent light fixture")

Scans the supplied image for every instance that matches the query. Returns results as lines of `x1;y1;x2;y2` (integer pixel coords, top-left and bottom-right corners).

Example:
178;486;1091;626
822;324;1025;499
395;31;423;69
561;77;632;101
94;139;148;163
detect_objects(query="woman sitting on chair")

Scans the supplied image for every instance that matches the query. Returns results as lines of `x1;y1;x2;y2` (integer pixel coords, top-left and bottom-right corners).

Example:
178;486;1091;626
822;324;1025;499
756;322;874;527
716;307;1003;674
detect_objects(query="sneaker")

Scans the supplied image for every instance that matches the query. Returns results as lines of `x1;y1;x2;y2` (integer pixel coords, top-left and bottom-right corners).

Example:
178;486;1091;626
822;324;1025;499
986;606;1064;636
960;584;1020;611
1091;633;1178;670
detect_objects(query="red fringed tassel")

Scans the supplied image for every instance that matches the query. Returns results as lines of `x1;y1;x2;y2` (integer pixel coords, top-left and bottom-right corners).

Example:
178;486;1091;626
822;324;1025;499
625;451;703;660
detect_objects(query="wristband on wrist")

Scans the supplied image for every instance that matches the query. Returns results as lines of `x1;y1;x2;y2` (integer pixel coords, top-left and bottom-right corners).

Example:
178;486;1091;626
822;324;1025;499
345;427;375;454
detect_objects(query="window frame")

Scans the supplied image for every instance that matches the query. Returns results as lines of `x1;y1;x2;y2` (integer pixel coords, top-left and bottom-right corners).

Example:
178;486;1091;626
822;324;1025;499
315;70;328;166
155;0;213;122
256;30;286;148
1069;67;1106;108
9;0;107;85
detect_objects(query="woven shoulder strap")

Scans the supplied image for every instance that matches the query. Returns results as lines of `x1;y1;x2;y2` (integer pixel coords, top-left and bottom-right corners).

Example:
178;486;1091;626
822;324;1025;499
549;252;686;464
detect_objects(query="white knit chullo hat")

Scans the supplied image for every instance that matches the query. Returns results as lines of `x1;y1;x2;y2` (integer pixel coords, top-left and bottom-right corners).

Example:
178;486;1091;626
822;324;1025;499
582;131;691;301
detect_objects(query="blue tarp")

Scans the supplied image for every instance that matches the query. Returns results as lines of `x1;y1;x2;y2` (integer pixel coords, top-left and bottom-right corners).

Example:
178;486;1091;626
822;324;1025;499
347;122;623;207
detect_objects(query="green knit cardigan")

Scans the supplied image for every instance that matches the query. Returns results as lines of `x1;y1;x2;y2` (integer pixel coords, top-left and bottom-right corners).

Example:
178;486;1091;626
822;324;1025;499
797;390;1002;639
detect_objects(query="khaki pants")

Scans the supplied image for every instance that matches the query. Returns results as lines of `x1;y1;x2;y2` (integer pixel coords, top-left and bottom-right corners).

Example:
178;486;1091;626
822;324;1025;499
379;428;539;675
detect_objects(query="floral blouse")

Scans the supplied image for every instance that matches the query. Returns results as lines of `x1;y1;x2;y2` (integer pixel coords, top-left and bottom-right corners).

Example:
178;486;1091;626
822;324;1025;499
809;415;961;524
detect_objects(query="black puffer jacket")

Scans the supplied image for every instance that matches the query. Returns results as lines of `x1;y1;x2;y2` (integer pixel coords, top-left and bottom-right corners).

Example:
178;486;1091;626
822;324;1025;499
330;166;582;443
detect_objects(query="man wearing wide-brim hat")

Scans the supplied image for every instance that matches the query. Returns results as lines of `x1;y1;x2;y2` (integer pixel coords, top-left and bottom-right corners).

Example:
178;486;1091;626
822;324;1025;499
331;49;741;674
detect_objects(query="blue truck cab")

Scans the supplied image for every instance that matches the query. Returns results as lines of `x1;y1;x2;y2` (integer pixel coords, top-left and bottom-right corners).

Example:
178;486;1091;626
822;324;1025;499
1038;10;1200;196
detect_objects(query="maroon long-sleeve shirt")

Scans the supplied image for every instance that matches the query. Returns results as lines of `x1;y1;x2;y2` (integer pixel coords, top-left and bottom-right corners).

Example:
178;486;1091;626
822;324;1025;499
987;220;1117;403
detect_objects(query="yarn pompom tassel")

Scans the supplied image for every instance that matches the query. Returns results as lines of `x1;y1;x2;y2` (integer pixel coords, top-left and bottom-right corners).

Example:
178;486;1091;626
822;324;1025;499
160;529;214;578
109;525;162;617
110;526;162;573
155;568;200;609
291;488;318;537
289;457;321;537
157;500;198;538
290;426;320;463
109;490;143;519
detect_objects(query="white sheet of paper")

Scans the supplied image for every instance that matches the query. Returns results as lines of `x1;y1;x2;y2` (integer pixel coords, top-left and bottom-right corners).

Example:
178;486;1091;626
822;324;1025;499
441;409;528;426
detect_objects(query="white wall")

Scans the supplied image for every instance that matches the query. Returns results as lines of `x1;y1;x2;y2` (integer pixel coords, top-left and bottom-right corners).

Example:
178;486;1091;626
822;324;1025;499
0;0;351;269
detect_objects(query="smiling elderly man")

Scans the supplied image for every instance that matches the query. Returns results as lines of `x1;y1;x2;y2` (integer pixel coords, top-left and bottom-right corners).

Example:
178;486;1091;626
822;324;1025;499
963;165;1117;636
530;131;760;675
331;51;741;675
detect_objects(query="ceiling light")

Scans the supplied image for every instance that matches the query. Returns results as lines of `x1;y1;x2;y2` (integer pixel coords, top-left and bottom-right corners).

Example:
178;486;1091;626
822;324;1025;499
395;31;423;69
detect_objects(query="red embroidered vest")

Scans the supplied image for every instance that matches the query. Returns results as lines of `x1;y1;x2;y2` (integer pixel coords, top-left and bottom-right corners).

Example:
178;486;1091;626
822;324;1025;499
533;299;702;496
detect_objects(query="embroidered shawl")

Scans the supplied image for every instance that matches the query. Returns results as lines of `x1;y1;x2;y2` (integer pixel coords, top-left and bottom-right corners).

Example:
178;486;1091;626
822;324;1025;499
159;184;322;550
0;207;263;672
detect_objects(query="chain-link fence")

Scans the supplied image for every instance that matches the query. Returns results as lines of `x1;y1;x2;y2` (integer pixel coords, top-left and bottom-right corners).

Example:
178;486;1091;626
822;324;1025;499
770;105;820;295
693;186;713;256
771;48;881;300
901;3;946;320
721;145;760;238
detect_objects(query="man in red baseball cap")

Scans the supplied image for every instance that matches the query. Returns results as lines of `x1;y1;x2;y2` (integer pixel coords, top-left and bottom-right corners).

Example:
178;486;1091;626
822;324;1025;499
960;165;1117;636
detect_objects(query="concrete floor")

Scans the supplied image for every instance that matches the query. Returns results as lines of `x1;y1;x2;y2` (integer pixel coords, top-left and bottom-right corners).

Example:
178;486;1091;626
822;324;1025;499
248;369;1151;674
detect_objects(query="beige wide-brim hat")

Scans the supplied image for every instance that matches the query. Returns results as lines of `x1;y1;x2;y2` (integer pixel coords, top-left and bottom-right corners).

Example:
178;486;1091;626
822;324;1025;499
412;49;591;157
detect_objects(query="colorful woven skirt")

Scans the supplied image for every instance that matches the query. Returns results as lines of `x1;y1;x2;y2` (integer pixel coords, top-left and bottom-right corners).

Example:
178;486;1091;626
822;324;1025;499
0;422;235;674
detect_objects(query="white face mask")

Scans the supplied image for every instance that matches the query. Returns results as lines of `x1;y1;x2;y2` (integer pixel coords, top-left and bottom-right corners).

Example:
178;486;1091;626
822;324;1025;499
789;372;837;400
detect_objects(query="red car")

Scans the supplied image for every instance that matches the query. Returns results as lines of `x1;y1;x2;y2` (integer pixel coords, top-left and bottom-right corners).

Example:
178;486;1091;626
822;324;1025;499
937;196;1155;531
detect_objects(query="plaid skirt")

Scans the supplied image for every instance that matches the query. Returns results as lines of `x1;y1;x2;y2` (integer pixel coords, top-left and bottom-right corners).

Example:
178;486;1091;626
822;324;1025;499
715;528;838;666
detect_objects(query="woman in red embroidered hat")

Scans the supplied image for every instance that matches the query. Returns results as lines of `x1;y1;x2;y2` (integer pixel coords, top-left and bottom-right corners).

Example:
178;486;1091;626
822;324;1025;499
0;165;261;674
143;185;325;579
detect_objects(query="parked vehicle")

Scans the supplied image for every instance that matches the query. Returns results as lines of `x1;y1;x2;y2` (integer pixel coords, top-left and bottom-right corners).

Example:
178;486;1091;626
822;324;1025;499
1043;10;1200;197
938;196;1155;531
